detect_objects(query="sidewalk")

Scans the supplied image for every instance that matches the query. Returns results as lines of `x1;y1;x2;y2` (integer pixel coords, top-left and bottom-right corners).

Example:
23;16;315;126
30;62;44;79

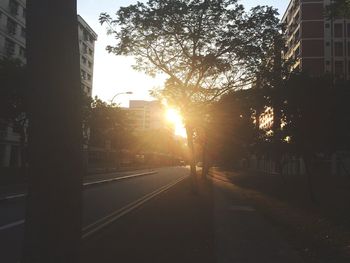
81;176;304;263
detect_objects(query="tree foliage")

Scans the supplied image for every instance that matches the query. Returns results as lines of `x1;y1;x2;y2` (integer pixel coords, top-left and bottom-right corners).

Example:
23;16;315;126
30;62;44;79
84;96;131;151
100;1;280;112
326;0;350;19
0;58;27;125
100;0;281;177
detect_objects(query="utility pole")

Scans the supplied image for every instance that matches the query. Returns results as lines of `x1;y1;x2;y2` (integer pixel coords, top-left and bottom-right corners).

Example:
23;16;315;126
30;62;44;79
22;0;83;262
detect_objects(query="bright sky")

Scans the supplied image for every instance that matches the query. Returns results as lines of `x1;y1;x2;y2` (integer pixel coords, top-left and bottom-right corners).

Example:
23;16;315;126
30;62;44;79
77;0;290;107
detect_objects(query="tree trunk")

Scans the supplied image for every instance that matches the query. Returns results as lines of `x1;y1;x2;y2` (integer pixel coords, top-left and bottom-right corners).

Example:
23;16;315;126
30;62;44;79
201;136;209;178
22;1;83;262
185;124;197;192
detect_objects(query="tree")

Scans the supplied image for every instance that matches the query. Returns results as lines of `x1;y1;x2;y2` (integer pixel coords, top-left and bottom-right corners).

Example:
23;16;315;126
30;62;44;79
84;96;133;167
0;58;26;122
207;89;258;169
100;0;281;183
22;0;83;261
281;74;337;201
0;58;28;169
326;0;350;19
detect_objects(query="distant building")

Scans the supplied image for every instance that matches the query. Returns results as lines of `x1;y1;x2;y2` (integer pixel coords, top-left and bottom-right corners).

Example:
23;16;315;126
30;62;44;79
0;1;97;168
124;100;167;132
78;15;97;97
282;0;350;79
259;107;274;132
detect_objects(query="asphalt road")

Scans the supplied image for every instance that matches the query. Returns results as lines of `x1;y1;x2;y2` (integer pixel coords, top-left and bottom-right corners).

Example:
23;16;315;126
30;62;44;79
0;166;189;263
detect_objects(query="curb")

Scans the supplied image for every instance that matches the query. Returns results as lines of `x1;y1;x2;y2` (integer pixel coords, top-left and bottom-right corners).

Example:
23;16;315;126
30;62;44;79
83;171;157;186
0;171;158;201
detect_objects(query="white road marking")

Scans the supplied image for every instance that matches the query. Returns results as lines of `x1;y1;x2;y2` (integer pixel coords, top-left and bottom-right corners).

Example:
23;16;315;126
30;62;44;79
0;171;157;202
0;220;25;231
83;171;157;186
0;173;187;235
0;193;27;201
82;175;188;239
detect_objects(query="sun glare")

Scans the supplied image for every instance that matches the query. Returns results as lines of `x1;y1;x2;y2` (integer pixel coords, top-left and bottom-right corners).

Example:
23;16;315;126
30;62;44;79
166;109;187;138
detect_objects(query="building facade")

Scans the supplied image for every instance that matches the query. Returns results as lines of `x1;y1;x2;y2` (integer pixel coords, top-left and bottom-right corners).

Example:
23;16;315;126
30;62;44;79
124;100;166;132
0;0;97;168
282;0;350;79
0;0;26;63
78;15;97;97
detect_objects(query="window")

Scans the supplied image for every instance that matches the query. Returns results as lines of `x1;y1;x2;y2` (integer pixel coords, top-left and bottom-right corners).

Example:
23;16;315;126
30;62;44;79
81;56;87;65
19;47;25;57
22;8;26;18
334;23;343;38
88;61;92;68
326;60;330;65
21;27;25;38
325;23;330;29
335;61;344;76
82;43;87;54
5;38;15;56
294;47;300;59
7;18;17;35
87;74;91;81
9;0;19;15
88;48;93;56
348;24;350;38
334;42;343;56
81;70;86;80
348;42;350;57
326;41;330;47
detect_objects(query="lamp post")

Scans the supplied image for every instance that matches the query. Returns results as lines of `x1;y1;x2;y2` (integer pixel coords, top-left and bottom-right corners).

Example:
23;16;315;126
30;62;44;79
110;91;133;104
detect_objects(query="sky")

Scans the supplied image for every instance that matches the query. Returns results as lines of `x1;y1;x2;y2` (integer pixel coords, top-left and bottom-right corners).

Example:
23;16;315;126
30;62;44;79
77;0;290;107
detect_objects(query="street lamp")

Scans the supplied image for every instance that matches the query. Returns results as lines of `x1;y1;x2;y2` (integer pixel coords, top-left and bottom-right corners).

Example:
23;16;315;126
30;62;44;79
110;91;133;104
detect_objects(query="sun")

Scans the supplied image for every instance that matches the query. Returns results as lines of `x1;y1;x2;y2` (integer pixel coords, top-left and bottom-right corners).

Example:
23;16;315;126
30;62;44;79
165;108;187;138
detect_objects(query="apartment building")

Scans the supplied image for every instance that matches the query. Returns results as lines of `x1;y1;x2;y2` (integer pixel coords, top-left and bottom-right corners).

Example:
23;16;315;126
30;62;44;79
282;0;350;79
0;0;26;63
0;0;97;168
124;100;167;132
78;15;97;97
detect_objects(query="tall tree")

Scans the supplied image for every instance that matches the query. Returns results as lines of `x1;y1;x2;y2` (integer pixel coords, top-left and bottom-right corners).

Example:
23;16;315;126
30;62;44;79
22;1;83;261
0;58;28;169
100;0;280;181
326;0;350;19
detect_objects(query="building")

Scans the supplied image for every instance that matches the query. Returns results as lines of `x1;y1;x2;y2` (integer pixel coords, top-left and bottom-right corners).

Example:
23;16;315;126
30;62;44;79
0;0;26;63
282;0;350;79
124;100;167;132
78;15;97;97
259;107;274;132
0;0;97;168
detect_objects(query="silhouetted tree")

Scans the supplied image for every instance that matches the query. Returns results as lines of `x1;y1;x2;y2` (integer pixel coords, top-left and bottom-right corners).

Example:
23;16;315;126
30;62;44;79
326;0;350;19
22;1;83;261
100;0;281;183
282;74;336;201
208;89;258;169
0;58;28;169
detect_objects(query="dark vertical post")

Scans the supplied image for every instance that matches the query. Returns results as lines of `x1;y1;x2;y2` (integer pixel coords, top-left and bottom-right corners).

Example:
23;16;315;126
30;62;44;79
22;0;83;262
